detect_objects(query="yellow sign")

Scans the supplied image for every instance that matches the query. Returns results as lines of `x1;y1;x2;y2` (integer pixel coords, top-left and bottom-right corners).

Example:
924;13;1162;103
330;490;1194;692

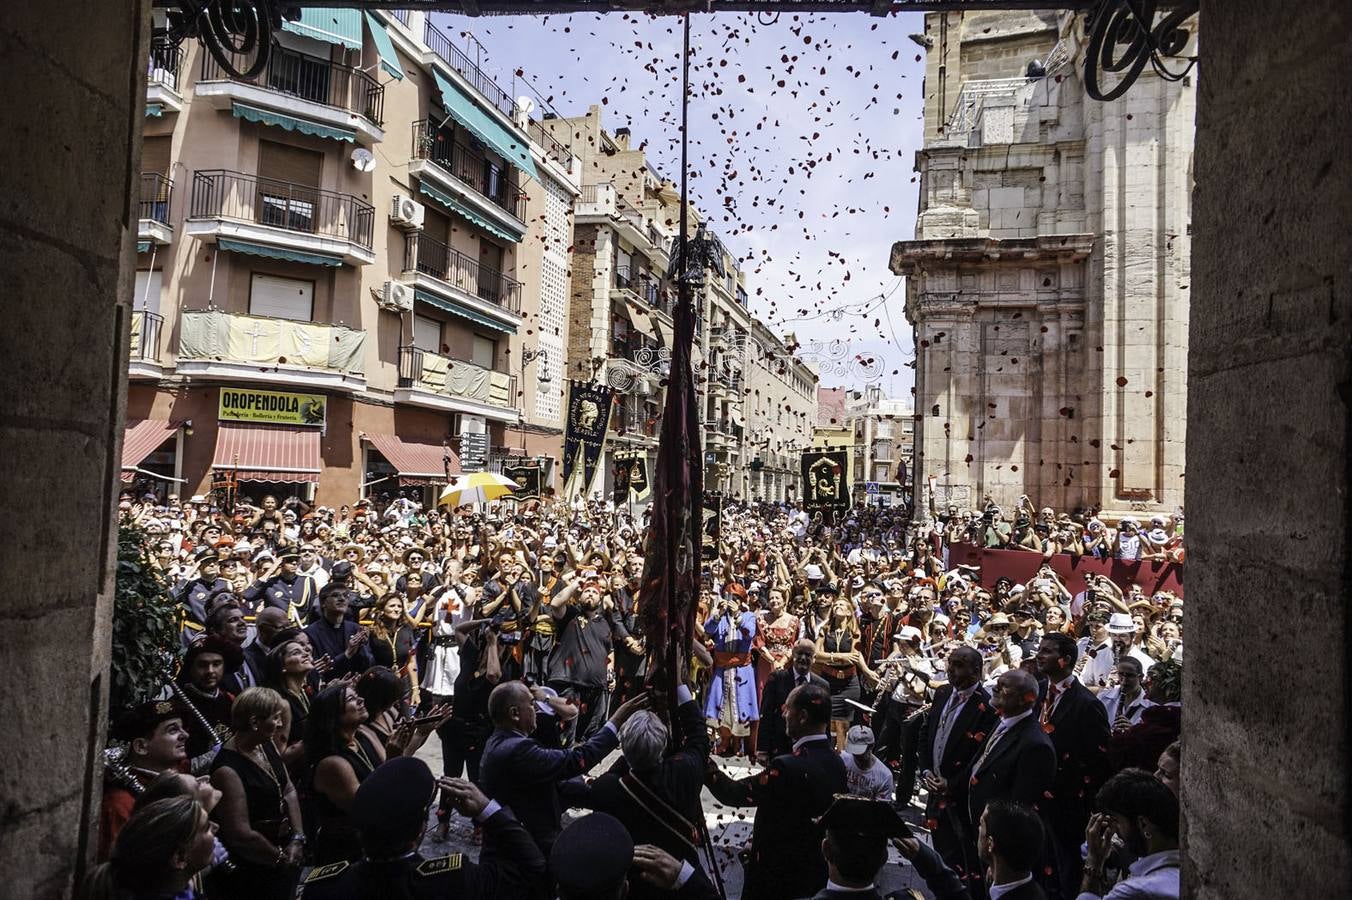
218;388;326;426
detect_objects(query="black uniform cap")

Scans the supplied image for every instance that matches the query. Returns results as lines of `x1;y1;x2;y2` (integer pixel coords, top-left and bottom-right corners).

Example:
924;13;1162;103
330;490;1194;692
550;812;634;894
351;756;435;836
276;547;301;563
817;795;913;841
111;699;183;742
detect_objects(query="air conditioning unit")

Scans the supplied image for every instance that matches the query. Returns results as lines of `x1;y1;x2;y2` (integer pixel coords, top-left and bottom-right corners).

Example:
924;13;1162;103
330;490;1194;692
379;280;413;312
390;194;425;230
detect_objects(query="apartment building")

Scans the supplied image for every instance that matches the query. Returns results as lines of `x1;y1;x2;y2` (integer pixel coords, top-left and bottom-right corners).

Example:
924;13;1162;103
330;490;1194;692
545;108;682;501
845;384;914;507
743;322;819;502
126;8;578;505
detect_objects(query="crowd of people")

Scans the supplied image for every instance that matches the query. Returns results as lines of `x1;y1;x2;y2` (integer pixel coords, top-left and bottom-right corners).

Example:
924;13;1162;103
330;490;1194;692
93;487;1185;900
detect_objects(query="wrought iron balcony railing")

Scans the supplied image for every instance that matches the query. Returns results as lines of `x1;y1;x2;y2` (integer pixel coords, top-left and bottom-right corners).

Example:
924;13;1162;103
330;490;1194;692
130;310;163;363
422;20;516;119
190;169;374;249
139;173;173;226
404;233;523;314
147;42;184;92
398;346;517;408
200;43;384;126
412;121;528;221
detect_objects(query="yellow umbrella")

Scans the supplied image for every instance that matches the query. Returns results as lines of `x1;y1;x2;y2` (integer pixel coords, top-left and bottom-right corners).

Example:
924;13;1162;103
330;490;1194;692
437;471;519;507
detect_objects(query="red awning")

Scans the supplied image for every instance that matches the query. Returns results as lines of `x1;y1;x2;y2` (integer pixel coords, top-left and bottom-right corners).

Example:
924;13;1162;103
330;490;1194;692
213;423;321;483
122;419;180;481
365;433;460;484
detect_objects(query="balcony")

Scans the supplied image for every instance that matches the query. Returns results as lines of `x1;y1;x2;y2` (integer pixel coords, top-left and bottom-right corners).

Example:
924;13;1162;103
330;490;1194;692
577;183;655;252
396;346;519;423
410;121;528;241
422;21;516;119
526;116;571;165
186;169;375;267
402;233;523;331
138;173;174;247
195;44;385;145
146;42;184;115
128;310;164;379
176;310;367;391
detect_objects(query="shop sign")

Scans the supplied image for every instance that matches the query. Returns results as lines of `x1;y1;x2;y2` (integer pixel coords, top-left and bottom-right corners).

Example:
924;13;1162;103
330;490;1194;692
218;388;326;427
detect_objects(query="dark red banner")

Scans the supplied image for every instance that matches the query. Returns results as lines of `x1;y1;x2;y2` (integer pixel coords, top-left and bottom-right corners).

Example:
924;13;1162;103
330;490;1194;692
946;543;1184;598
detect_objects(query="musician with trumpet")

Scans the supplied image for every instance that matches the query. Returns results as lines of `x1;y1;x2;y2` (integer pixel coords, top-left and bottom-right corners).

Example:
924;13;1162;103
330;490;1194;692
871;625;936;804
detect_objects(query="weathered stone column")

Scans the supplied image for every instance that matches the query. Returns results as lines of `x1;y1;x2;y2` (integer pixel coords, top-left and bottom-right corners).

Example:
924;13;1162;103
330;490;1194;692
1185;1;1351;895
0;1;147;896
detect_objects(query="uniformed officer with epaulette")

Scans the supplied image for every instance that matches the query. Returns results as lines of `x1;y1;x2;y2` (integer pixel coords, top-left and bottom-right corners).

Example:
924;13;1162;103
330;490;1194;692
175;546;230;645
244;547;316;627
295;757;545;899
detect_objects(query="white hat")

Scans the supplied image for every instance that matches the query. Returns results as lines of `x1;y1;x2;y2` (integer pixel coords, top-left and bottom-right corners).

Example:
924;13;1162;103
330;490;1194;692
893;625;923;643
1106;612;1136;635
189;494;208;505
542;536;559;550
804;563;824;582
843;724;875;755
850;575;866;590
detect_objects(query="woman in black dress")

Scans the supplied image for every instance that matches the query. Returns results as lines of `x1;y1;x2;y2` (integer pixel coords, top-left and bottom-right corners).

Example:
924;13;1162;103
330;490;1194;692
209;687;304;900
304;683;384;863
262;637;315;771
813;597;877;749
367;594;419;712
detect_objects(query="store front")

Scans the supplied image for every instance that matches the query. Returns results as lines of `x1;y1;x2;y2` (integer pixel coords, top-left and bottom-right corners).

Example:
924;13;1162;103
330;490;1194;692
361;432;460;507
121;419;184;501
209;388;326;506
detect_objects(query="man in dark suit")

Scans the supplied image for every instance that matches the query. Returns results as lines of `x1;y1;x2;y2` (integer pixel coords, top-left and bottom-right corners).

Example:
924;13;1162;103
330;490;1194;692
706;683;846;900
919;646;998;881
899;798;1050;900
963;669;1056;897
479;680;648;857
757;639;828;762
1034;633;1111;899
560;683;714;899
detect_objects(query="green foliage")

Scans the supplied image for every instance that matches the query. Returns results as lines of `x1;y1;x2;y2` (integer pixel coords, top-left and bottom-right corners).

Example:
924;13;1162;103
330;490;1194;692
110;522;182;715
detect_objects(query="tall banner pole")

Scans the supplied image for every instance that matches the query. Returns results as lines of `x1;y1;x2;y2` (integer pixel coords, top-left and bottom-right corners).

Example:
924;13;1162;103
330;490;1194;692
638;13;701;719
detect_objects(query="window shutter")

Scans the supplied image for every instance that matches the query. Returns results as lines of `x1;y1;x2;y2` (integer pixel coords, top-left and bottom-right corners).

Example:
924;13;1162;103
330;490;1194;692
258;140;323;187
249;273;314;321
141;136;171;177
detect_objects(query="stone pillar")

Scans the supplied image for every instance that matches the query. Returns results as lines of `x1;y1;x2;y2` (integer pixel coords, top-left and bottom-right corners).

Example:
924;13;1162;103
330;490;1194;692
1185;1;1351;895
0;1;147;896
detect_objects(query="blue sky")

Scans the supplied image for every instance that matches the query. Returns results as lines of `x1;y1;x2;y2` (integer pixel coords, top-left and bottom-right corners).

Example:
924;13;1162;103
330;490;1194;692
432;9;927;396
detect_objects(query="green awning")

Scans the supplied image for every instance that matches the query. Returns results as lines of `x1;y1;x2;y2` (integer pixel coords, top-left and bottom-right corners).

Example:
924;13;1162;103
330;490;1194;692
365;12;404;80
416;180;522;244
232;102;356;143
281;8;362;49
431;68;538;182
145;103;164;117
137;241;152;253
218;238;343;267
414;289;517;335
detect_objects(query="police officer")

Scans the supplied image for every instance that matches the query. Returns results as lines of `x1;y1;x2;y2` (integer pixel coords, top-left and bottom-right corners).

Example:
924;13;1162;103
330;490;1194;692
295;757;545;899
244;547;316;627
175;546;229;644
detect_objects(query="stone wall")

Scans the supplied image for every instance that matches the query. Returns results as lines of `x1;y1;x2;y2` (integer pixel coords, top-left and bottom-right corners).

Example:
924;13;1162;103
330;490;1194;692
0;1;147;896
1184;0;1351;895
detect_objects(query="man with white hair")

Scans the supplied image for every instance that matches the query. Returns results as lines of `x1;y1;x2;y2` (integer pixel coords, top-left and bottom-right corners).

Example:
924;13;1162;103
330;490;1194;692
561;682;715;899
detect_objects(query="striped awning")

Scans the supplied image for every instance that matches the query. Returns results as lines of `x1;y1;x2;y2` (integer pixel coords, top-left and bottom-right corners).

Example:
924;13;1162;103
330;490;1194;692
413;288;517;335
365;12;405;80
415;179;521;244
122;419;180;479
213;423;322;483
365;433;461;481
231;102;356;143
431;68;538;181
281;8;363;49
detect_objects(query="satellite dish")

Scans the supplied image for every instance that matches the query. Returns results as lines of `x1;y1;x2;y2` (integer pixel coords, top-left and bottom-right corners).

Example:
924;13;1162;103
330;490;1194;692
351;148;376;173
516;96;536;116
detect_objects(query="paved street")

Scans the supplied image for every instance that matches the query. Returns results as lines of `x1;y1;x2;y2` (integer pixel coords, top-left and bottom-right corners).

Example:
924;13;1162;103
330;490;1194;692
414;738;937;898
